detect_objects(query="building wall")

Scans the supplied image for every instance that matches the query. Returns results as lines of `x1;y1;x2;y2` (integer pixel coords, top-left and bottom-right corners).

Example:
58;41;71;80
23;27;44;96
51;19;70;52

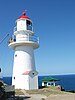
42;82;44;86
14;75;29;89
13;74;38;90
13;46;35;74
42;81;56;87
12;45;36;88
29;75;38;89
17;19;27;31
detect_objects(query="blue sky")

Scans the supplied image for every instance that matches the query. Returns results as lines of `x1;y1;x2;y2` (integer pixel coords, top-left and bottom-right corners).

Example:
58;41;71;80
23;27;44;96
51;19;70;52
0;0;75;76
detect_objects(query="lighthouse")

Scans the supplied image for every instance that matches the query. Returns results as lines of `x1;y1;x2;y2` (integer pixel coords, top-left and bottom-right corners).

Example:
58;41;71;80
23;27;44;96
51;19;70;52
8;12;39;90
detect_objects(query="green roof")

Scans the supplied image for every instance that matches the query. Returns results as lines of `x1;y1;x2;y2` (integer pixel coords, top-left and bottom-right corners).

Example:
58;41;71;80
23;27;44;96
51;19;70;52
42;77;59;82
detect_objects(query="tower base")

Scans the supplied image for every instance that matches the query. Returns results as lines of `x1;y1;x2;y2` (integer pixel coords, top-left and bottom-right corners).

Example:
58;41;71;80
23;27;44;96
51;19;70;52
12;73;38;90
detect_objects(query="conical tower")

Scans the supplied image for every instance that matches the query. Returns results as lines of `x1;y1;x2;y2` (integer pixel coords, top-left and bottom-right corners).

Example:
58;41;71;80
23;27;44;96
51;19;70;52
8;12;39;90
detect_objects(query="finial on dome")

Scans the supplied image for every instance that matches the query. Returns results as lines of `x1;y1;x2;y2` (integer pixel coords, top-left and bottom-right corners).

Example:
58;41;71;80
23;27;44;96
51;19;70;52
22;10;27;16
18;10;30;19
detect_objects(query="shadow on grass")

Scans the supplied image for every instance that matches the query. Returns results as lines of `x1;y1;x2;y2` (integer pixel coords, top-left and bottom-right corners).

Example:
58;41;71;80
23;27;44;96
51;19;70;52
7;95;31;100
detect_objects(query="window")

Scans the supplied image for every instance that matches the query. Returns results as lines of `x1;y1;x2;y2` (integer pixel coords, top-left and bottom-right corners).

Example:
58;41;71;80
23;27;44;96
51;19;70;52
51;83;54;86
48;83;51;85
44;82;47;86
32;73;34;75
14;77;15;79
26;20;32;31
47;82;54;86
27;20;32;25
0;68;1;72
15;54;17;57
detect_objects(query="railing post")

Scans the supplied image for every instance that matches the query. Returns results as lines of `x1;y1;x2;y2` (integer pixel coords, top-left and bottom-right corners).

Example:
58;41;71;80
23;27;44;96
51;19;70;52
28;34;30;41
38;37;39;44
14;26;17;32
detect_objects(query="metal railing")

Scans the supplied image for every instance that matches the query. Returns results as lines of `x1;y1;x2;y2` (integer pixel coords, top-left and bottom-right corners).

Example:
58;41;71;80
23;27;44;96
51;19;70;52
27;25;32;31
14;26;17;32
8;35;39;44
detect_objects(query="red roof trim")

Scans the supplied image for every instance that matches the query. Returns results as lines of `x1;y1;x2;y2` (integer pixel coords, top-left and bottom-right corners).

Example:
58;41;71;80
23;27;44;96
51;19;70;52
22;71;31;75
18;15;30;19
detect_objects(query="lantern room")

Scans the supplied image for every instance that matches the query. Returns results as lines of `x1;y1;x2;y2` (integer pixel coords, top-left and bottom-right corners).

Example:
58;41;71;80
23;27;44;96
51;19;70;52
14;12;33;34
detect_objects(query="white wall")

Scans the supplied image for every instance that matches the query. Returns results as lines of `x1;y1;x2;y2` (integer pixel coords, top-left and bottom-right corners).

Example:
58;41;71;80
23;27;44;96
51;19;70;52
17;19;27;31
16;34;29;41
29;75;38;89
14;75;29;89
42;82;44;86
13;74;38;90
12;45;36;89
13;46;36;76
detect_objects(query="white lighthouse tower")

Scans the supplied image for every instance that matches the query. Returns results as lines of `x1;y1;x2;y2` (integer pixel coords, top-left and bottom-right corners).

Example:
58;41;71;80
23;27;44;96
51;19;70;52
8;12;39;90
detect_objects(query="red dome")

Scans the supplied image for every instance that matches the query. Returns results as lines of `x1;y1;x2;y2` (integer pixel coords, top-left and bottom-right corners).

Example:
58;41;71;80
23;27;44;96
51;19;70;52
18;12;30;19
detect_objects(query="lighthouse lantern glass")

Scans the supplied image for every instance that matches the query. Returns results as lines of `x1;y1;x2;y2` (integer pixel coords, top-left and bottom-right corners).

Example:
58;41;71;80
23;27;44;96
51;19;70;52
26;20;32;31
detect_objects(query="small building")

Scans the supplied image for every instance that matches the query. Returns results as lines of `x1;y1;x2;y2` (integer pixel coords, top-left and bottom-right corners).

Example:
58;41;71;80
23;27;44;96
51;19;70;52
42;77;59;87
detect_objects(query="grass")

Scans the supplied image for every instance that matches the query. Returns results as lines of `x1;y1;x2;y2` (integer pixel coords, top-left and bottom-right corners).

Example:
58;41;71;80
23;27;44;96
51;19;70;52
26;86;67;96
15;89;24;95
15;86;68;96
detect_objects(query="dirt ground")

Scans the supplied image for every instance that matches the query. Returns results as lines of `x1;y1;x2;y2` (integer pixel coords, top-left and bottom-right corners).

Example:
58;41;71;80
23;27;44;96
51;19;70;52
14;93;75;100
26;92;75;100
46;94;75;100
7;93;75;100
14;92;75;100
